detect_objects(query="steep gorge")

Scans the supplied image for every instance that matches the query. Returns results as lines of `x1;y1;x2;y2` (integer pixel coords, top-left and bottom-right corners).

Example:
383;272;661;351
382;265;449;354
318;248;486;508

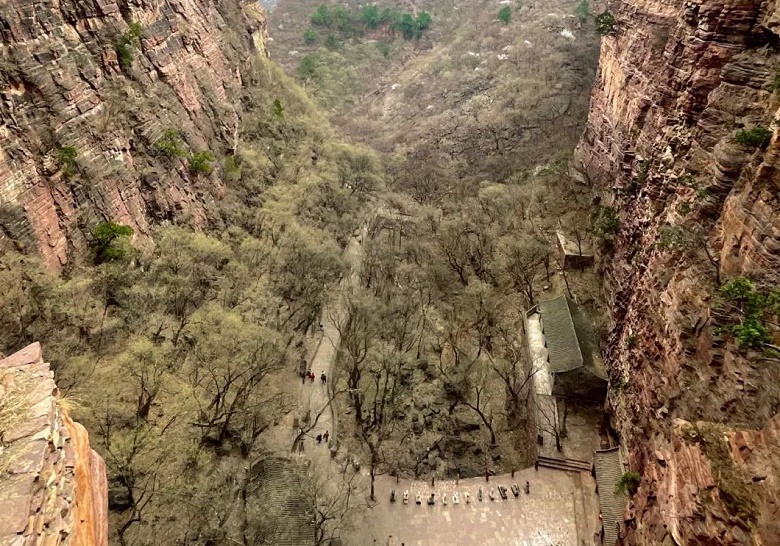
4;0;780;544
578;0;780;543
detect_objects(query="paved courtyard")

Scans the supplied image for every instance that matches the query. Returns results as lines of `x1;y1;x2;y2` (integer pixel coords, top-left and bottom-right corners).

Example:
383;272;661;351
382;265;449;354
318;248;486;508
343;466;600;546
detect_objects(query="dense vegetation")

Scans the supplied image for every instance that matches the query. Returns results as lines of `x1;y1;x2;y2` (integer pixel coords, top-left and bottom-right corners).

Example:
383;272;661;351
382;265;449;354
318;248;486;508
306;3;432;42
116;22;143;72
497;6;511;25
297;3;433;87
595;11;617;35
329;161;602;496
0;53;380;545
272;0;601;186
717;277;780;349
735;126;772;148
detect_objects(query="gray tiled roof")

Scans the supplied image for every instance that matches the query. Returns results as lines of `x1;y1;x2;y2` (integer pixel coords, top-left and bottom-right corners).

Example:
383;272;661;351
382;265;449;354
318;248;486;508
595;448;625;546
538;296;606;379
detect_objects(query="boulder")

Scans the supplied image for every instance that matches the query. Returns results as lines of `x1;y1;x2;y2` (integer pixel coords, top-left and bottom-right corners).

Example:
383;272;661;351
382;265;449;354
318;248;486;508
441;436;476;457
454;415;481;433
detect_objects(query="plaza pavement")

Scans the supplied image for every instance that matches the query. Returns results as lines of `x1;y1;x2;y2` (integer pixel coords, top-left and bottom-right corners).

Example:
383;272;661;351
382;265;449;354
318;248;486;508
343;466;600;546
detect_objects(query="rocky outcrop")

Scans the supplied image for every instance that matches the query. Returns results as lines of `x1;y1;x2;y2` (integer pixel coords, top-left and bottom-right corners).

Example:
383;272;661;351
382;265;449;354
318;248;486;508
578;0;780;543
0;343;107;546
0;0;268;268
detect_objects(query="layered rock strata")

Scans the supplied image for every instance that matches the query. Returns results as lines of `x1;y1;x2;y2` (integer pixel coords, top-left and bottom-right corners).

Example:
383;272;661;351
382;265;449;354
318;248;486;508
578;0;780;543
0;342;107;546
0;0;268;267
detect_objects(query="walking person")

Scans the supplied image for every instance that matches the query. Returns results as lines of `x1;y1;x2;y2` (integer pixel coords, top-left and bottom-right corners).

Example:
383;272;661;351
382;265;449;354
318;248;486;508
524;481;530;494
321;371;327;384
316;434;322;444
323;430;329;443
310;372;315;383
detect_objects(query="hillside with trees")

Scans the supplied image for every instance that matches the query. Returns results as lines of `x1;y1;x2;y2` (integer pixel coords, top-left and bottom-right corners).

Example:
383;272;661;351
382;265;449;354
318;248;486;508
0;47;381;544
6;0;780;543
268;0;603;182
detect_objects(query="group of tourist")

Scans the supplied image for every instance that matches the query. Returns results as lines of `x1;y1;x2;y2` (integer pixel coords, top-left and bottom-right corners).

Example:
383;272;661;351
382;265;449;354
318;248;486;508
303;369;327;384
316;430;330;445
302;325;330;445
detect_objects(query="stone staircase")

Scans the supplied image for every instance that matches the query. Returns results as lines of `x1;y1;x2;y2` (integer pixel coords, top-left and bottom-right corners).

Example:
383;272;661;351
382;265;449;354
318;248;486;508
537;455;592;473
594;448;625;546
249;457;315;545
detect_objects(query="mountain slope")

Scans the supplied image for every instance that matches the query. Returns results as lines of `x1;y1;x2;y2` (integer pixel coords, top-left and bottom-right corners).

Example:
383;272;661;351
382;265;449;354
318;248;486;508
0;0;267;266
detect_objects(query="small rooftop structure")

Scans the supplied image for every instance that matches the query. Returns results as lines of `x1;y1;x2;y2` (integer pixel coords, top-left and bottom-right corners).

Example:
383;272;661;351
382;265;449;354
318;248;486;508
526;295;606;402
556;230;594;270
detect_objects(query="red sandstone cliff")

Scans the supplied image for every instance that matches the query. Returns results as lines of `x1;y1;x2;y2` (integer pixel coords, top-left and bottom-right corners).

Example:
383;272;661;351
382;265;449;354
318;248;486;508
0;0;268;268
0;343;107;546
578;0;780;543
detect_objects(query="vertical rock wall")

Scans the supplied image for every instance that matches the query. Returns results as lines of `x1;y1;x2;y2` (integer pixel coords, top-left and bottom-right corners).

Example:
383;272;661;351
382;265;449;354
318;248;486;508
0;343;107;546
578;0;780;543
0;0;268;267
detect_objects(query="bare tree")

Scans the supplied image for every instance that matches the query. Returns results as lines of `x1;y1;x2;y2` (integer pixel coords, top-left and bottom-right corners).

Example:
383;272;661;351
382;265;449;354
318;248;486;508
291;387;345;453
533;394;564;452
431;217;476;286
489;325;540;424
96;416;167;546
461;366;498;445
391;154;457;207
184;305;289;447
355;345;405;501
309;459;366;545
436;326;499;445
331;289;378;425
498;236;548;307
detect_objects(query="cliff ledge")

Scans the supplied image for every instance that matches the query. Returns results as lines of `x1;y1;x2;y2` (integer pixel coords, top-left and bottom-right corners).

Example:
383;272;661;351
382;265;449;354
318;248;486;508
0;343;107;546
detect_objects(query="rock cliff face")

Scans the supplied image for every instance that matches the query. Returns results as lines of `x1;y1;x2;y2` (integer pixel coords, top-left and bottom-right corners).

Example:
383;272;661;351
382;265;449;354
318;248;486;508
578;0;780;543
0;0;268;267
0;343;107;546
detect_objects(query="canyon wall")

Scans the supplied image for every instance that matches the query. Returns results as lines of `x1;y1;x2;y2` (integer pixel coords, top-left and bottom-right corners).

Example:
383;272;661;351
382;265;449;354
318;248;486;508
0;0;268;268
578;0;780;543
0;343;107;546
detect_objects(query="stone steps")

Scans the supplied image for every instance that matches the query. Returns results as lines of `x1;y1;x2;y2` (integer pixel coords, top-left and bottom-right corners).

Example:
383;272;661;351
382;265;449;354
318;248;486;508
250;457;314;545
537;455;592;473
594;448;625;546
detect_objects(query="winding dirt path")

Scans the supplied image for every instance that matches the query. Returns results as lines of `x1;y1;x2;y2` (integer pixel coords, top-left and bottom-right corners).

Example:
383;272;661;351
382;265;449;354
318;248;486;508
296;223;367;477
